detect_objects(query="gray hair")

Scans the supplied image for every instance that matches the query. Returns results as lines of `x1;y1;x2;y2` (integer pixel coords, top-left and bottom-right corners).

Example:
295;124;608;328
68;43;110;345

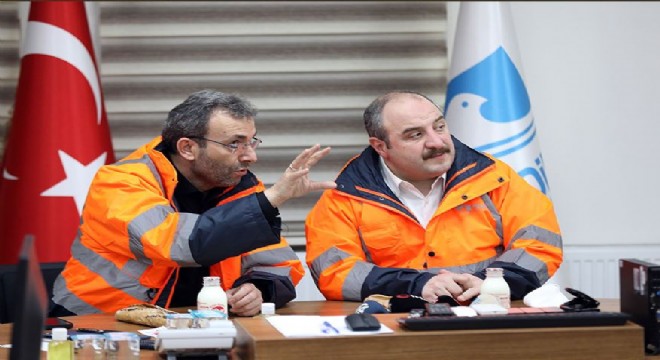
363;91;442;144
161;89;258;153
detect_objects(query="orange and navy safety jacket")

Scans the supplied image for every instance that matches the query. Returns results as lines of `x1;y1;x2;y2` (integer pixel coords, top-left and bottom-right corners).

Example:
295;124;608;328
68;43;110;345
305;138;562;301
53;137;304;314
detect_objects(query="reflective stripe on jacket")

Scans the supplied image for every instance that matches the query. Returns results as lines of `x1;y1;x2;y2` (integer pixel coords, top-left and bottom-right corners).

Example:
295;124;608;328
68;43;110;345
53;137;304;314
305;137;562;301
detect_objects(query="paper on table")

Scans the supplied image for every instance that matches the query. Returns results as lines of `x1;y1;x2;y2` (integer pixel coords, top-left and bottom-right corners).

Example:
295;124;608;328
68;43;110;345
138;326;165;338
266;315;393;338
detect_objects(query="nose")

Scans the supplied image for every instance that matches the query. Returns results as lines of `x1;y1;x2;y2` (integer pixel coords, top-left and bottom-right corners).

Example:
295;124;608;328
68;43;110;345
425;129;446;148
238;145;258;163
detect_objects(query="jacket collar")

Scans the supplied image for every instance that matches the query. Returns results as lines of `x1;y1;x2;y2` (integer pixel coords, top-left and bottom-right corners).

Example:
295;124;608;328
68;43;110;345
335;136;495;206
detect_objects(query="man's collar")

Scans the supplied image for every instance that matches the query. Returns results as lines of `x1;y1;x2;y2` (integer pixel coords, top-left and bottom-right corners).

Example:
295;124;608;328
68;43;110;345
378;156;446;196
174;165;204;195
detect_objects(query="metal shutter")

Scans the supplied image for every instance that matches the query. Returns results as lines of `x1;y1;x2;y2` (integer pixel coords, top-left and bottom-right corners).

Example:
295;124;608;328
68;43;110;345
0;1;448;248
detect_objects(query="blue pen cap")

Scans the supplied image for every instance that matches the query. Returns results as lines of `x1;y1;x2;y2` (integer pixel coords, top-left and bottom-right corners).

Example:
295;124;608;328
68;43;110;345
188;309;227;328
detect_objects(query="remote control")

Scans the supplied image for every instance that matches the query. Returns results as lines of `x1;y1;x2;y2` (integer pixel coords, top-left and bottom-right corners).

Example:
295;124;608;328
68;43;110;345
425;303;454;316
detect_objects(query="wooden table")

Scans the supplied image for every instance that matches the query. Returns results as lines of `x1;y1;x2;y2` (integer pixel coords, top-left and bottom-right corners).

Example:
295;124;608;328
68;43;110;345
0;300;646;360
233;300;645;360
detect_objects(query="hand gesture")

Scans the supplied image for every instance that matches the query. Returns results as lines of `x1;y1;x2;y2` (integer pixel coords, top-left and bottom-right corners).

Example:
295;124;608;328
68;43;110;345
264;144;337;207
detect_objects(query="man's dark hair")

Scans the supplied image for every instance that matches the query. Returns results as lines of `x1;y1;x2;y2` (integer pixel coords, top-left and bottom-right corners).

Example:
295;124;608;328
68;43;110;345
363;91;442;145
161;89;258;153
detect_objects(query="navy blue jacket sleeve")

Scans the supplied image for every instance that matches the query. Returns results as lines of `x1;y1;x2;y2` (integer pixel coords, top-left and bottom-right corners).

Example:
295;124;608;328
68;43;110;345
361;267;435;300
232;271;297;308
362;263;540;301
189;194;281;266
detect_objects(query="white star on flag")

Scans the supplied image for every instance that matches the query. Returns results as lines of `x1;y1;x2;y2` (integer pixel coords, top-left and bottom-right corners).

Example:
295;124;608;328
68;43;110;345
41;150;107;215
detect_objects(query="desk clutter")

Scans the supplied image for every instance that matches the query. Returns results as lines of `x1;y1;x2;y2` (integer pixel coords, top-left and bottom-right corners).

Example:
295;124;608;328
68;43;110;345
8;298;641;360
352;287;632;332
155;310;236;356
42;328;145;359
32;285;635;358
266;315;393;338
395;287;632;331
110;300;235;356
40;309;237;359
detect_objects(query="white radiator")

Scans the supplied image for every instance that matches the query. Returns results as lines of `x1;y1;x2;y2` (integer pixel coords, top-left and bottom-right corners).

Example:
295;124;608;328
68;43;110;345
293;246;660;302
555;245;660;299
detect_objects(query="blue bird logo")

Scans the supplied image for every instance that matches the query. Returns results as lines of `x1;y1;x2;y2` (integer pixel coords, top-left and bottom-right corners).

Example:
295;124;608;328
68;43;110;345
445;46;549;194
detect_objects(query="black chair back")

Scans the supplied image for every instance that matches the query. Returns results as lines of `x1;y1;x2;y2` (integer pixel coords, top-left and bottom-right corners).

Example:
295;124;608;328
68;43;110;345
0;261;65;324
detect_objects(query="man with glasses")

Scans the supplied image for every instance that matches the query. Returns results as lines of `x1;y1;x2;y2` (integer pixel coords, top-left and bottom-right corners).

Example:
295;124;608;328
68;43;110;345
51;90;336;316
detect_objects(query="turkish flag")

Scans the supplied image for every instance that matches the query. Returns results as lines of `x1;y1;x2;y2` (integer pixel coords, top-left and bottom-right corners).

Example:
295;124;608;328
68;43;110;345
0;2;114;264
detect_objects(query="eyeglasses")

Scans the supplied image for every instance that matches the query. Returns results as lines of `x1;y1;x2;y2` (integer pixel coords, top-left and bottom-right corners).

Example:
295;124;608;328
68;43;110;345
190;136;262;153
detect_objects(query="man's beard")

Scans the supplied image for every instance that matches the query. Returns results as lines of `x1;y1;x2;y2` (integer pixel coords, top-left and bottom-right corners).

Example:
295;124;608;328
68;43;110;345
192;155;249;188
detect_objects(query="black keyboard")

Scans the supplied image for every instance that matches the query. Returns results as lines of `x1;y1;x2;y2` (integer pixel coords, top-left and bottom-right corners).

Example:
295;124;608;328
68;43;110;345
398;311;630;331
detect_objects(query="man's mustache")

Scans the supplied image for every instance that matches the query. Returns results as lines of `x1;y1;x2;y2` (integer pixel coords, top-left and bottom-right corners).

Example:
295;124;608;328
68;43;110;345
423;147;451;160
235;162;251;171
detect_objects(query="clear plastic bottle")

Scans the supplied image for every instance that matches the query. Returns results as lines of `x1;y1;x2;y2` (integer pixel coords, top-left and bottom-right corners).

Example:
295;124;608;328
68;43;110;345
197;276;228;319
48;327;73;360
480;267;511;308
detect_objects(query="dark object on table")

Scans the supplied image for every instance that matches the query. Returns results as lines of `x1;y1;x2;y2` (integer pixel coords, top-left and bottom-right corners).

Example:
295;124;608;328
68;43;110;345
425;303;455;316
619;258;660;355
9;235;48;360
436;295;462;307
389;294;428;313
398;311;630;331
355;300;389;314
44;317;73;330
560;288;600;312
345;313;381;331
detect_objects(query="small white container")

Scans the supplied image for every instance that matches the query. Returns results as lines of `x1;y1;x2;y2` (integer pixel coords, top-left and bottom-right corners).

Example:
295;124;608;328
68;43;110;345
48;327;73;360
197;276;228;319
261;302;275;317
480;267;511;308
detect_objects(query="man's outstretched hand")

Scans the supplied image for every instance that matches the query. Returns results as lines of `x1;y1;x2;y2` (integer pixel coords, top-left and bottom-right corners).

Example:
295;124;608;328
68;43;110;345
264;144;336;208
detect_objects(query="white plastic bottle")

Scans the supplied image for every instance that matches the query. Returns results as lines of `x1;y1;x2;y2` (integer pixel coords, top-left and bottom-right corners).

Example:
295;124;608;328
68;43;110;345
197;276;228;319
48;327;73;360
480;267;511;308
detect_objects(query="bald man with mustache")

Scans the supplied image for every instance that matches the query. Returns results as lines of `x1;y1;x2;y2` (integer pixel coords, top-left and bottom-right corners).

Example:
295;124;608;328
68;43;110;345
305;91;563;306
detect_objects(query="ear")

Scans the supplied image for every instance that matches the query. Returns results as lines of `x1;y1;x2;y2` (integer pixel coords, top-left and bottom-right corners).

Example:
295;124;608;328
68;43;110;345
176;137;198;161
368;137;388;159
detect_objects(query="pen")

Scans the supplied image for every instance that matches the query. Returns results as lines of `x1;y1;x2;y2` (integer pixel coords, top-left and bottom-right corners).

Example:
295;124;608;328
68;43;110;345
76;328;117;334
321;321;339;334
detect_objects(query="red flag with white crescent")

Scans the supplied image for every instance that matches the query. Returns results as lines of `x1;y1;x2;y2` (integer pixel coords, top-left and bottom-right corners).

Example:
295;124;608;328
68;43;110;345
0;1;114;264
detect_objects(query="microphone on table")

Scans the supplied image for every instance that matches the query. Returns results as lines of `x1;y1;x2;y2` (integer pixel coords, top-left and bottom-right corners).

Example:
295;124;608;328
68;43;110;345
355;300;390;314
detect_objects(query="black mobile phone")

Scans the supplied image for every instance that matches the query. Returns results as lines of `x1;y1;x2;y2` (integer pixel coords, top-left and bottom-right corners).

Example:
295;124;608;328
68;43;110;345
436;295;461;307
44;317;74;330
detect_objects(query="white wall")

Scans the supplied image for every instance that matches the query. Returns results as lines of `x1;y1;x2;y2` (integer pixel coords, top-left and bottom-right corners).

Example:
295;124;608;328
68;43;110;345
448;2;660;247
